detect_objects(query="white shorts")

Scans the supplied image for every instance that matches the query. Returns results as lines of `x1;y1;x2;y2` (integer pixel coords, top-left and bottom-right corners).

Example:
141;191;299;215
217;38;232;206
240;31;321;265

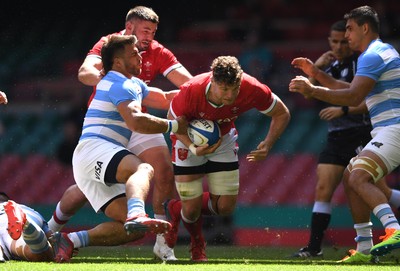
172;128;239;168
72;139;128;212
363;124;400;172
127;132;167;155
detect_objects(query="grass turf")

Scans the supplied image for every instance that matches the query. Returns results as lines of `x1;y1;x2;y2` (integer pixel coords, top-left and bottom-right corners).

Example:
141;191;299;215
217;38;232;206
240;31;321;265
2;245;400;271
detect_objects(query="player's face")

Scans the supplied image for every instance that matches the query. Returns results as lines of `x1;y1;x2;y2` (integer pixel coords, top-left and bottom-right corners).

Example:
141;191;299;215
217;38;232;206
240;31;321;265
328;30;352;61
121;44;142;77
345;19;363;52
210;81;240;106
132;20;157;51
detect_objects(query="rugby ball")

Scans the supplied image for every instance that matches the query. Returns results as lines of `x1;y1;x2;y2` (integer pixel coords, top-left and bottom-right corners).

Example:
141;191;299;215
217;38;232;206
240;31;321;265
187;119;221;146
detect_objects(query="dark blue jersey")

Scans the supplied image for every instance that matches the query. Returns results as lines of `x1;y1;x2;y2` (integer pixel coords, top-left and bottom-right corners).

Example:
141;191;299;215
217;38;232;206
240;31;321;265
323;53;371;132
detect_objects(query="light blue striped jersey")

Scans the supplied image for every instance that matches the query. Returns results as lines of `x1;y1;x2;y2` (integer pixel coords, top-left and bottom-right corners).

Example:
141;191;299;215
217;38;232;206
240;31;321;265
80;71;149;147
0;201;49;234
356;39;400;128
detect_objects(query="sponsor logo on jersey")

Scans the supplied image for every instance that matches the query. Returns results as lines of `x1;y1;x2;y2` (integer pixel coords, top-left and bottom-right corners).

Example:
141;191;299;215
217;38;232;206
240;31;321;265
178;148;189;160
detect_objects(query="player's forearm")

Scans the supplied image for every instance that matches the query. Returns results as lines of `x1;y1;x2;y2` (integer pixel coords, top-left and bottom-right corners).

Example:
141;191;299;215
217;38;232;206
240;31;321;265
78;67;103;86
310;86;361;106
313;70;350;89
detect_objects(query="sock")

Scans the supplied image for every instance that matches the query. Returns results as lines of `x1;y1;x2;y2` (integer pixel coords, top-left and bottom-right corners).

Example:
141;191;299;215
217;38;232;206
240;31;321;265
389;189;400;209
47;202;72;232
308;202;331;251
373;204;400;229
354;222;373;254
22;220;49;254
67;231;89;248
127;198;145;219
308;212;331;251
170;199;182;220
182;213;204;242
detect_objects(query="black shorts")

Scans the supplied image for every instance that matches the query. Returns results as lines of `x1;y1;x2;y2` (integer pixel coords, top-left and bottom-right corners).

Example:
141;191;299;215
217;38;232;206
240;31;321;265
318;126;372;166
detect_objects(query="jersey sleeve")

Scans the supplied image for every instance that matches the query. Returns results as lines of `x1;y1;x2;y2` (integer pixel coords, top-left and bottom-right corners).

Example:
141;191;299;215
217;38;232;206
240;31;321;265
356;52;384;81
108;80;142;106
157;46;182;76
244;74;276;113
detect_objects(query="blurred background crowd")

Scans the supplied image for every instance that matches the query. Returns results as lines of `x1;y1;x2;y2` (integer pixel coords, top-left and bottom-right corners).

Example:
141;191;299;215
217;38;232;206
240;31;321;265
0;0;399;246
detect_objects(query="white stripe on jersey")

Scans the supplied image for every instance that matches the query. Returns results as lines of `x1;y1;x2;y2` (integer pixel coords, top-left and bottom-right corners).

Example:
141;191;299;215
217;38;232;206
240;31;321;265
380;68;400;81
259;93;278;114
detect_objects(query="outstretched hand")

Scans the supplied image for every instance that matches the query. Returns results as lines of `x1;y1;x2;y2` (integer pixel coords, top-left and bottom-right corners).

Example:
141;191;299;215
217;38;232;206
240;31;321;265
246;141;270;162
288;76;314;99
291;57;318;77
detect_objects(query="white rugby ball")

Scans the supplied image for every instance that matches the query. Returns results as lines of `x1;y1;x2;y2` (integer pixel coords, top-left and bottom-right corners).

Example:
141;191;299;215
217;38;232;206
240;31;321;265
187;119;221;146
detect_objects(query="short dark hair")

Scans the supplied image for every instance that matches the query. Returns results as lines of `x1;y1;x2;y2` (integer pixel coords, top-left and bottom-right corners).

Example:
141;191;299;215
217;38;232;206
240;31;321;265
0;192;10;202
126;6;159;24
101;35;138;73
331;20;346;32
211;56;243;87
344;5;380;34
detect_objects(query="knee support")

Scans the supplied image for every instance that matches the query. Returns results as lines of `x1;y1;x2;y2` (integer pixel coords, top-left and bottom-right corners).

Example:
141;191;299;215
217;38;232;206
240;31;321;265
207;169;239;195
347;156;384;183
175;178;203;200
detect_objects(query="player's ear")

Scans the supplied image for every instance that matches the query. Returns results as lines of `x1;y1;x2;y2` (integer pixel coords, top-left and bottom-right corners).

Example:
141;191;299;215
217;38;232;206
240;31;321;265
126;20;134;33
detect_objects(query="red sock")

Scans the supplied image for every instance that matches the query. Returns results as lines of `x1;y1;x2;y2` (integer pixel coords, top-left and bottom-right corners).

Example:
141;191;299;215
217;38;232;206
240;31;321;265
201;192;213;215
183;215;204;241
170;199;182;220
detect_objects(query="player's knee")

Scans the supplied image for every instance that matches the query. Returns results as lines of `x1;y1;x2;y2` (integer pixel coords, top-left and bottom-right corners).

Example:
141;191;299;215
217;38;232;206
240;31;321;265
137;163;154;180
216;204;235;216
347;156;384;184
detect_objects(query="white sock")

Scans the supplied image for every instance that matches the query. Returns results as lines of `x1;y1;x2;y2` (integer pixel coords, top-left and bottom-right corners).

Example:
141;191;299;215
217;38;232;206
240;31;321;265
47;202;72;232
354;222;373;254
67;231;89;248
373;204;400;229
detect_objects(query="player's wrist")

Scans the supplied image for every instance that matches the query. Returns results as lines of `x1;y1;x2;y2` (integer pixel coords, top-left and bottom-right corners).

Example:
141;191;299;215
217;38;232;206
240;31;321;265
310;67;320;78
189;143;197;155
165;120;178;133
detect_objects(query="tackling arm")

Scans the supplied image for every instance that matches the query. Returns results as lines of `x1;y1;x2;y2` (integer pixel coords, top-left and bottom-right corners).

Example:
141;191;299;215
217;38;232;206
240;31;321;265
289;75;374;106
77;56;104;86
118;100;187;134
166;67;193;87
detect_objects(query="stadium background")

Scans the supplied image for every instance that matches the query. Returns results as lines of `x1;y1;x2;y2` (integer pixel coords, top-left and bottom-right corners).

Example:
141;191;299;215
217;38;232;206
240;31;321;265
0;0;399;247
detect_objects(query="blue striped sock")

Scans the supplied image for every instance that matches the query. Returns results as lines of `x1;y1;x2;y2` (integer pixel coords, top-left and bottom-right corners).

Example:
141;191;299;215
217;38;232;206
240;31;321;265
127;198;145;219
23;221;49;254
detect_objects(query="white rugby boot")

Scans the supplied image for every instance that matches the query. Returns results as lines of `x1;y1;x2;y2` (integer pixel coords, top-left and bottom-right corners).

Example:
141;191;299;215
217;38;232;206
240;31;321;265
153;234;178;261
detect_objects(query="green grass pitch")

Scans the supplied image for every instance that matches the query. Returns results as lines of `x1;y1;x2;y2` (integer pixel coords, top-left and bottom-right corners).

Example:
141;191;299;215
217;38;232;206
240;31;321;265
2;245;400;271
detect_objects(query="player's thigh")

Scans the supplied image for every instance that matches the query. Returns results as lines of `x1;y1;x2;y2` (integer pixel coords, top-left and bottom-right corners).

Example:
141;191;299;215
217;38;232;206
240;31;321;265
127;132;167;156
138;146;173;179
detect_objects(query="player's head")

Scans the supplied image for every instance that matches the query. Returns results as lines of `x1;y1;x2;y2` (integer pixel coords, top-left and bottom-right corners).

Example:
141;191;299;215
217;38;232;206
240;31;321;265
0;192;10;203
328;20;352;61
101;35;142;76
210;56;243;105
125;6;159;52
344;6;379;34
343;6;379;51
